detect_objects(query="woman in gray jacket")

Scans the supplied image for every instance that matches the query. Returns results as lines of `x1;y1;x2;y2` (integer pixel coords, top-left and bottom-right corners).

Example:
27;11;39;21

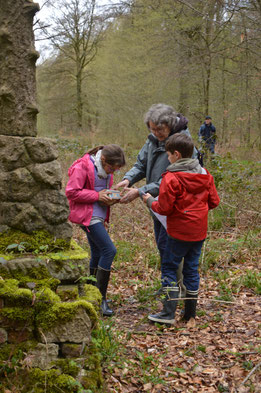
116;103;196;294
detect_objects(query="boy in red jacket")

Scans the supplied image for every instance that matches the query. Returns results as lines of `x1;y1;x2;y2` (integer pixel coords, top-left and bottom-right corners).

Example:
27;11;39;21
143;133;220;324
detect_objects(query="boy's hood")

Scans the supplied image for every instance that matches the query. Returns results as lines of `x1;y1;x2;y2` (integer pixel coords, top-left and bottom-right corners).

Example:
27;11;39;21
167;158;202;173
166;158;211;194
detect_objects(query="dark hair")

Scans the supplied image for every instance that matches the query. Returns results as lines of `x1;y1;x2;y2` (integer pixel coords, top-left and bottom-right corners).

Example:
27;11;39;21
87;144;126;167
205;116;212;119
165;133;194;158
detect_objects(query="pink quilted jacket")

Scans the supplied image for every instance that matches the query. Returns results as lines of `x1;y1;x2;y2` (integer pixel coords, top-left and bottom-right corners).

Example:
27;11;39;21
65;154;113;226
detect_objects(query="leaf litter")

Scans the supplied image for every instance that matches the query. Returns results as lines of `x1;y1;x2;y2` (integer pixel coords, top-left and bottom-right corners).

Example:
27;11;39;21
73;188;260;393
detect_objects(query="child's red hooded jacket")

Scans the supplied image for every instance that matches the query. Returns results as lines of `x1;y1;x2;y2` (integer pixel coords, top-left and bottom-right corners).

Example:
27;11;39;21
148;158;220;241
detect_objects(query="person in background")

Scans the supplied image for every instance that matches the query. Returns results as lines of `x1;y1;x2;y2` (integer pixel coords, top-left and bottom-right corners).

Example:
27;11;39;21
198;116;216;154
115;103;197;296
143;133;220;325
65;144;126;316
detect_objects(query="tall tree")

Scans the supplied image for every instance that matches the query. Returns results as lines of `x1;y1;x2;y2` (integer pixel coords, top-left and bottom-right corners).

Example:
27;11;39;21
39;0;106;132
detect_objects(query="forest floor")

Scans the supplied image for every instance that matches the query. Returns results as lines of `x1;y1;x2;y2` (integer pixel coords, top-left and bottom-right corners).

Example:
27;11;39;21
61;145;261;393
73;197;260;393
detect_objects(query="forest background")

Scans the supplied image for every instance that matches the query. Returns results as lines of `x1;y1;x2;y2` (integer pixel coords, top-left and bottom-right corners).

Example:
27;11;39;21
33;1;260;392
36;0;261;152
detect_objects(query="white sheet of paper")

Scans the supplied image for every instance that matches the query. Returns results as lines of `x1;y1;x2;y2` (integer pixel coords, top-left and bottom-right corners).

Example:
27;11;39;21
150;197;167;229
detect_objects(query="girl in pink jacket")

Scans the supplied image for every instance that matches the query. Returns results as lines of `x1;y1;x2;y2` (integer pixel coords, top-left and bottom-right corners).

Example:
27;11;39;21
66;144;126;316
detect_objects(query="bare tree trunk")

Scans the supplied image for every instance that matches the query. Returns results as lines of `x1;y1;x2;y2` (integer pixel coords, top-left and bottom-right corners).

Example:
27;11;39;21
0;0;39;136
221;57;228;144
178;41;189;116
76;69;83;132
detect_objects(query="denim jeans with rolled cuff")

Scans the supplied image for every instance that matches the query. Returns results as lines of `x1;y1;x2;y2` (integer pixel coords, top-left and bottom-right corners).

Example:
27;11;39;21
82;222;116;271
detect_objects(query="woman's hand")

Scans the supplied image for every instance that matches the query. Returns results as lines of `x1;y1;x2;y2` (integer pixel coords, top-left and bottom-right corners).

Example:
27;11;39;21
119;187;139;204
114;179;130;189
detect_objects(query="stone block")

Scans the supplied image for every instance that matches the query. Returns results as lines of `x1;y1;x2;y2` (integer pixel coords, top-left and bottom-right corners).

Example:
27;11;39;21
46;257;88;282
32;190;69;225
11;204;47;233
8;167;39;202
60;343;85;358
0;308;34;329
51;222;73;242
8;327;33;343
0;135;31;171
28;161;62;189
24;137;58;163
38;309;92;344
28;343;59;370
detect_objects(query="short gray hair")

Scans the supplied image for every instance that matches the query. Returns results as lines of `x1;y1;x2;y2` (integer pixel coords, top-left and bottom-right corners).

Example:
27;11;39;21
144;103;178;132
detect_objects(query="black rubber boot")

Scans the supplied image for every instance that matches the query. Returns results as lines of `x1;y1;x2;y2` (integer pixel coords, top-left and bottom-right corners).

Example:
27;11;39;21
86;267;97;285
183;291;198;321
96;268;114;317
148;287;179;325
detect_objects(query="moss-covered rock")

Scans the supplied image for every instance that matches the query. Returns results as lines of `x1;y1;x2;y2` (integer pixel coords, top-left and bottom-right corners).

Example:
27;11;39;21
28;368;80;393
0;229;70;253
56;285;79;302
54;359;81;378
36;299;98;332
81;284;102;314
0;239;89;283
0;307;34;327
0;279;32;307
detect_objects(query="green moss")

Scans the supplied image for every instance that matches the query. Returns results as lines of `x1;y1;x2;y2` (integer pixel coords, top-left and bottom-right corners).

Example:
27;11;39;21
81;284;102;313
56;285;79;301
54;359;81;378
0;279;33;306
20;277;60;291
47;239;88;261
0;307;34;323
0;229;70;254
28;368;80;393
0;262;51;281
0;340;38;362
36;299;98;331
0;343;14;361
35;287;61;307
0;254;14;262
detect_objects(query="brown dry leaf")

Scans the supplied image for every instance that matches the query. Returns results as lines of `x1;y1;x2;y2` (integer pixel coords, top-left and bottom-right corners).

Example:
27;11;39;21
230;365;245;378
202;368;217;374
143;382;153;391
187;318;196;328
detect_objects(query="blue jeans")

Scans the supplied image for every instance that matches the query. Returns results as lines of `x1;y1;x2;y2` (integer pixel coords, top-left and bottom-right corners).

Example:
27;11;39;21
153;218;168;261
153;218;171;282
83;223;117;271
161;237;204;292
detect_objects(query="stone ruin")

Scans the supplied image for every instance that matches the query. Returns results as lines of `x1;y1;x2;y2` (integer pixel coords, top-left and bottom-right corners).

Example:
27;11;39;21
0;2;103;391
0;0;72;241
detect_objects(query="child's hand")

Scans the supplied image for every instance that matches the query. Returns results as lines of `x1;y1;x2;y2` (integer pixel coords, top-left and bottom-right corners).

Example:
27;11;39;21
98;189;113;206
142;193;152;203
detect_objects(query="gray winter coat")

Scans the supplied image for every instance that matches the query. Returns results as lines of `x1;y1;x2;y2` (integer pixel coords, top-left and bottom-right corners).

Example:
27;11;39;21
123;129;197;197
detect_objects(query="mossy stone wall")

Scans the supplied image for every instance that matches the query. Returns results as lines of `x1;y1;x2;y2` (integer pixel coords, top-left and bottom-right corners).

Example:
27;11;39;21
0;243;104;392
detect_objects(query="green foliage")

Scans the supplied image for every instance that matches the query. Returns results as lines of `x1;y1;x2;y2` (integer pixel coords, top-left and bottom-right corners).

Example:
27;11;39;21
92;321;121;363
